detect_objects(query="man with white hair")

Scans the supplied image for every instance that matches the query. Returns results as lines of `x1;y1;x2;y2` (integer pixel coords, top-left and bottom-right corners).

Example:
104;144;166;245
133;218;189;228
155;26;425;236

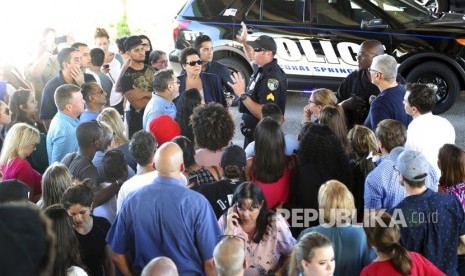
141;257;178;276
364;54;412;130
214;236;246;276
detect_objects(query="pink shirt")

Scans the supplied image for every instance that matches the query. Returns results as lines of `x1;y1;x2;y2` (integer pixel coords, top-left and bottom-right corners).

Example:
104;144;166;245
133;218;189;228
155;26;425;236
2;158;42;196
218;213;296;276
195;148;224;167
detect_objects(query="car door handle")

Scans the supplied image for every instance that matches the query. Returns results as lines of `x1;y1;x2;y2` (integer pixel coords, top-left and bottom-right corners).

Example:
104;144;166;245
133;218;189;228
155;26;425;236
317;33;336;38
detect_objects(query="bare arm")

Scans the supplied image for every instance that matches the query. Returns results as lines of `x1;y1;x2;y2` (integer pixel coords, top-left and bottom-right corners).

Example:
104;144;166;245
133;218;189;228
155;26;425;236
245;158;253;181
228;72;263;120
111;252;132;276
104;245;116;276
115;59;131;93
204;259;217;276
29;52;54;79
236;21;254;62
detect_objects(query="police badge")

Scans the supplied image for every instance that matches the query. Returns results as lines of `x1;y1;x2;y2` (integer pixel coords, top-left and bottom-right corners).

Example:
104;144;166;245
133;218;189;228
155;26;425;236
267;79;279;91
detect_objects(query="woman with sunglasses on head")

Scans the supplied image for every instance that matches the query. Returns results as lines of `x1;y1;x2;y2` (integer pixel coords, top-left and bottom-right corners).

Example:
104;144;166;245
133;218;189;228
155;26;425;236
288;232;335;276
0;123;42;202
177;47;227;107
0;100;12;152
8;88;49;174
219;182;296;275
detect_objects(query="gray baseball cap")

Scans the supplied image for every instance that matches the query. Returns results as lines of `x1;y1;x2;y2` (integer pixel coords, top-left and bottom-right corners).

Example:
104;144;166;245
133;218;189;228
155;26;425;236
390;147;429;182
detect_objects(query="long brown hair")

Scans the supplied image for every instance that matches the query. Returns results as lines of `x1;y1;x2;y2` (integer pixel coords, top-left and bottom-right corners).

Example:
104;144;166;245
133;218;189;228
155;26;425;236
438;144;465;187
364;212;412;275
288;232;333;276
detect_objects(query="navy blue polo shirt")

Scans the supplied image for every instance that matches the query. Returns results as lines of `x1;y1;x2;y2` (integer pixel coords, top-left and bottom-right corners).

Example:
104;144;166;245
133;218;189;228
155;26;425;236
390;188;465;275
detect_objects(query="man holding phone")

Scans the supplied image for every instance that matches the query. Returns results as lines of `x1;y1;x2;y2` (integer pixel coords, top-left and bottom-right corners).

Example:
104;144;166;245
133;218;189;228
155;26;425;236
87;48;113;105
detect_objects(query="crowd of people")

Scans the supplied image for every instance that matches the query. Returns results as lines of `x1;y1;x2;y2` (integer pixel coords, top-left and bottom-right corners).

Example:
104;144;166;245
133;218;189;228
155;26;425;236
0;22;464;276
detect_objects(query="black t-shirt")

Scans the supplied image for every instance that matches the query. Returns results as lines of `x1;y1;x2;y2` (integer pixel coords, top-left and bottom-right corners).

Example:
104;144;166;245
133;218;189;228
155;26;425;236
200;179;243;219
240;59;287;128
60;152;99;185
119;65;156;93
76;216;111;276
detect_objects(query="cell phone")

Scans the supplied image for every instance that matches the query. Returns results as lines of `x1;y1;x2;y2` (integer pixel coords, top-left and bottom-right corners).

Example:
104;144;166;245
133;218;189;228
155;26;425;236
233;204;242;225
102;64;110;69
55;35;67;44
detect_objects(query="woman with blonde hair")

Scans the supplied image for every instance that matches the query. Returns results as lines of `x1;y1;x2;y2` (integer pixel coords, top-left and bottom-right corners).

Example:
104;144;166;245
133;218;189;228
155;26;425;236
288;232;335;276
347;125;379;218
37;163;74;210
97;107;136;171
0;123;41;202
361;212;445;276
302;88;338;124
299;180;375;276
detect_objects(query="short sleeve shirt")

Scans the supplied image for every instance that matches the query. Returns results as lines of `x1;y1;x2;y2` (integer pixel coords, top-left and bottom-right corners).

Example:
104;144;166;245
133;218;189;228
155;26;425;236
241;59;287;128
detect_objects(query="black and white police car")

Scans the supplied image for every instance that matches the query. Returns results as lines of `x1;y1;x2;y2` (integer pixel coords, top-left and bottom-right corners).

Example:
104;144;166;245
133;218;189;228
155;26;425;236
170;0;465;113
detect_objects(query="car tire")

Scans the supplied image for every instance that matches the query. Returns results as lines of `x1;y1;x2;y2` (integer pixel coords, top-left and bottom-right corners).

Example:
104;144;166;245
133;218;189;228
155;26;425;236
406;61;459;114
435;0;450;12
217;57;252;83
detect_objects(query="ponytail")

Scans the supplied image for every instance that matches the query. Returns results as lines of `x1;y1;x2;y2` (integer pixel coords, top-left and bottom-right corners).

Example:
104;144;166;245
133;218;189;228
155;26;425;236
391;243;412;275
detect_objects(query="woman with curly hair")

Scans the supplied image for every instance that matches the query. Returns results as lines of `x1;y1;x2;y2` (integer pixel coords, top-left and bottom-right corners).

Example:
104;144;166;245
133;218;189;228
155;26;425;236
44;204;87;276
245;117;296;209
292;124;353;230
191;102;235;167
8;88;48;173
175;88;202;142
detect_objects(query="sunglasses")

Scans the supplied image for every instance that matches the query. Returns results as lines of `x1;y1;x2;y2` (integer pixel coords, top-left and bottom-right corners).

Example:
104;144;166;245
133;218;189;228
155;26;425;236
186;60;202;66
2;107;10;115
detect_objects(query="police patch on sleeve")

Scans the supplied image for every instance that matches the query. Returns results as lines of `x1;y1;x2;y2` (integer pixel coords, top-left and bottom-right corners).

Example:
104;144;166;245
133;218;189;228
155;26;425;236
267;79;279;91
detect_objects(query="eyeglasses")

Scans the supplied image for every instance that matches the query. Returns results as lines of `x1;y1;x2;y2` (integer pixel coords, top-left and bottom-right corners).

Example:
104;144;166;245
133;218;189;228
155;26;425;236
253;48;267;52
156;60;168;64
92;89;105;95
171;80;181;85
368;68;382;75
1;107;10;115
217;235;247;251
357;51;376;58
186;60;202;66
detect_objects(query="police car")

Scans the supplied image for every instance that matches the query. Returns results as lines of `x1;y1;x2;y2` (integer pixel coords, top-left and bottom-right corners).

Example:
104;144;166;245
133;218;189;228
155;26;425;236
170;0;465;113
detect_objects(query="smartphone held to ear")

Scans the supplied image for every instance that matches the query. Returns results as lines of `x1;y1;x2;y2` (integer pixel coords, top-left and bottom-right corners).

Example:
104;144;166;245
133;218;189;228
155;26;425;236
102;64;110;69
233;204;242;226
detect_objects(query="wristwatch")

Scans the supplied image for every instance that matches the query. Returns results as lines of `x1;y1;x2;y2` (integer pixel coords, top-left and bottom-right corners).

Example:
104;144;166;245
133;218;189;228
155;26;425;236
240;93;249;101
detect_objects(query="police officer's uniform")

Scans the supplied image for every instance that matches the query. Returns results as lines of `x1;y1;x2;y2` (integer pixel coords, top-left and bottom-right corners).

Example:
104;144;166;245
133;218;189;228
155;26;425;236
239;35;288;147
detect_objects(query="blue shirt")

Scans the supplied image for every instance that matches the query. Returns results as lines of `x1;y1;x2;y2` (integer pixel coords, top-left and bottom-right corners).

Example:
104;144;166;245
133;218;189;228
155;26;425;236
46;112;79;164
79;110;99;124
390;189;465;276
364;155;438;210
364;84;412;130
245;134;299;158
142;94;176;131
299;225;376;276
106;176;222;275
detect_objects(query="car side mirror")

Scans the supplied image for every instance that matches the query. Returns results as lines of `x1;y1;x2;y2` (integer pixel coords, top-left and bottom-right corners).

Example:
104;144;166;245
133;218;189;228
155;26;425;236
361;18;389;29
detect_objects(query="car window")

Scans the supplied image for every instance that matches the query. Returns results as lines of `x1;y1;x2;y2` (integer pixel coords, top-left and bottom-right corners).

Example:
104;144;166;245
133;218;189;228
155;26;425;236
247;0;305;22
182;0;231;17
368;0;428;24
308;0;366;25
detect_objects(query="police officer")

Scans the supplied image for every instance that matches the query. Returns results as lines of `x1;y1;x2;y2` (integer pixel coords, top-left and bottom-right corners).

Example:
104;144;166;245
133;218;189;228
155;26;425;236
229;22;287;148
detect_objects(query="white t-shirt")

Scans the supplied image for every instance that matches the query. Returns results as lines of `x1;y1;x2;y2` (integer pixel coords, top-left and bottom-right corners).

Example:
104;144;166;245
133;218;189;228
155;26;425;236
405;112;455;177
67;266;88;276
